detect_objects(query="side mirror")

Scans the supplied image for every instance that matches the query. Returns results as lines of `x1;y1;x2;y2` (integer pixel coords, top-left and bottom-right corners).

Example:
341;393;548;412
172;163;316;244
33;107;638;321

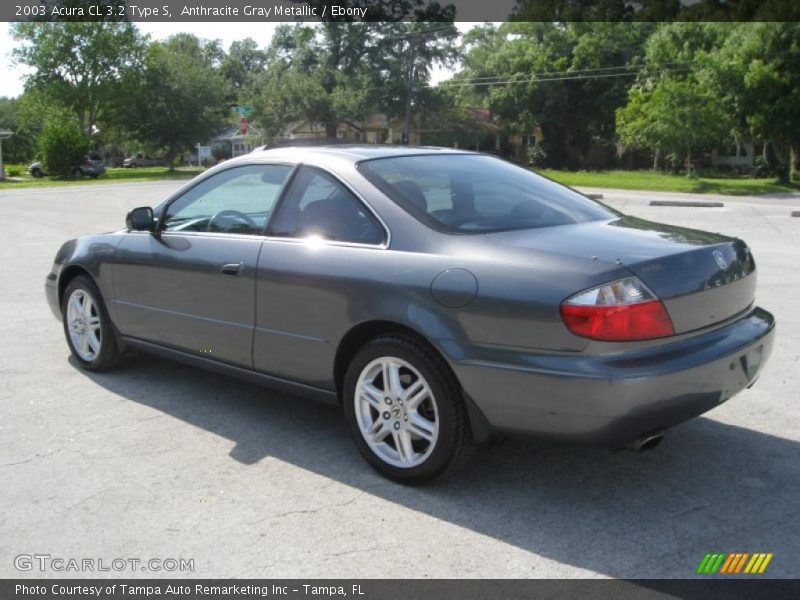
126;206;155;231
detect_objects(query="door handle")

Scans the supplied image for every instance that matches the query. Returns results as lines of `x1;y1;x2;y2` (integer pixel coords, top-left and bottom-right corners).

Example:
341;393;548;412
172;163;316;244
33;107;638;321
220;262;243;276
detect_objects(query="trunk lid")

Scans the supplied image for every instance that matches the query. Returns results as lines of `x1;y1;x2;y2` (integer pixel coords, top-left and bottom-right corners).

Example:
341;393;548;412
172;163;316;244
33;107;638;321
486;216;756;334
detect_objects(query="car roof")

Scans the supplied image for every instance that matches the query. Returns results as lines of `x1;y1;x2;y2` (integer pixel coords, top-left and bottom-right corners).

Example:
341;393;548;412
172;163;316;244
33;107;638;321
246;144;475;163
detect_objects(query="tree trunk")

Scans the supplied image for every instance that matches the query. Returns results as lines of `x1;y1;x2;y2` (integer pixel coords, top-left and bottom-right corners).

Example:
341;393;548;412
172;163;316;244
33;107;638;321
325;120;337;139
652;148;662;172
772;143;792;183
166;147;177;172
685;147;692;177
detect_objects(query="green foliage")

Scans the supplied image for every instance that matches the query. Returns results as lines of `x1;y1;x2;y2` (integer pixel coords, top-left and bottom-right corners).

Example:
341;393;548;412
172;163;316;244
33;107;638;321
11;22;145;133
120;34;228;168
616;77;731;172
219;38;267;100
705;23;800;182
0;97;38;163
453;22;653;168
38;113;89;178
253;21;459;139
6;19;799;183
615;21;800;180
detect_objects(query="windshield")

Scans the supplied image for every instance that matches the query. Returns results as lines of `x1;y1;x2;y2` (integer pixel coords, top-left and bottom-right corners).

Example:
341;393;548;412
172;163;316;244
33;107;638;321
358;154;614;233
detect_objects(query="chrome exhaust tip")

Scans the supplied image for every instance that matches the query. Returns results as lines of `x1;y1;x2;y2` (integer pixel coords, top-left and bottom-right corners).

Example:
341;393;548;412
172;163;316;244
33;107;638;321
626;433;664;452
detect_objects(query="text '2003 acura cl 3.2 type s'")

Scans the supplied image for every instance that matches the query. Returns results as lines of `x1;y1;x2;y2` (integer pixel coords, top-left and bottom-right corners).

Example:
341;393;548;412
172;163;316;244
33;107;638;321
45;146;775;483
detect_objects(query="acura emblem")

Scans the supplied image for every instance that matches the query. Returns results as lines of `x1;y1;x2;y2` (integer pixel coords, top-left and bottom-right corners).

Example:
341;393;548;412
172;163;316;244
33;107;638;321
713;250;729;270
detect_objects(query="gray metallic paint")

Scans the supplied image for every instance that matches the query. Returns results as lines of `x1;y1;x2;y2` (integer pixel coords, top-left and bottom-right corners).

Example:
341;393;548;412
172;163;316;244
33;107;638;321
45;146;775;446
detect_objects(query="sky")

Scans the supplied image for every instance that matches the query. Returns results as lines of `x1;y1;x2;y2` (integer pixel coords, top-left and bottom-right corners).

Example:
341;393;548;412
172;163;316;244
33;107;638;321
0;22;477;98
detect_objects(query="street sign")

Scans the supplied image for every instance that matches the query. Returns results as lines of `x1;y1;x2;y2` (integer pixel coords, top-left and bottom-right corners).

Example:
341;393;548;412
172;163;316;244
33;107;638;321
232;105;254;117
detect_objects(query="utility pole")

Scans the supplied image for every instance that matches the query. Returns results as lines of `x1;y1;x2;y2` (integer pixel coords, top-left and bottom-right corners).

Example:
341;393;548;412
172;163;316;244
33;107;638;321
403;37;416;146
0;130;13;181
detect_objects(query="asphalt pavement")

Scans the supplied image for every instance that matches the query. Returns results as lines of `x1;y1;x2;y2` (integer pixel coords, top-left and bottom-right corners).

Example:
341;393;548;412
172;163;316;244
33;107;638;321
0;180;798;579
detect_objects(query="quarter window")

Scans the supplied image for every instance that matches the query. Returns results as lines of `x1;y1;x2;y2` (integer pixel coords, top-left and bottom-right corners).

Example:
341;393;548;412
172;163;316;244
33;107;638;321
358;154;614;233
162;164;293;235
268;167;385;245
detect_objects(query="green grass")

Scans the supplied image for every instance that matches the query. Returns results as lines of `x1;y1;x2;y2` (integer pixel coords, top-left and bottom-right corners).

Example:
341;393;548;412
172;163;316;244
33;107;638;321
538;169;800;196
0;165;205;188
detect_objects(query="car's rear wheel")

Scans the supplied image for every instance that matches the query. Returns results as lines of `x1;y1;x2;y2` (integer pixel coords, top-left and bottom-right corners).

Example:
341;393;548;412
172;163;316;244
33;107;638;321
343;336;472;484
62;275;123;371
31;167;43;178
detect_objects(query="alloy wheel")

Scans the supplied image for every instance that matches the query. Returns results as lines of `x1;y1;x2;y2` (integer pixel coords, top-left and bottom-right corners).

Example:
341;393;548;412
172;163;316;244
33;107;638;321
354;356;439;468
66;288;102;362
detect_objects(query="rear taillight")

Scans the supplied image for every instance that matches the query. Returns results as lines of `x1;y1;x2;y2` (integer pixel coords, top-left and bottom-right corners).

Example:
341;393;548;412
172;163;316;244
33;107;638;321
560;276;674;341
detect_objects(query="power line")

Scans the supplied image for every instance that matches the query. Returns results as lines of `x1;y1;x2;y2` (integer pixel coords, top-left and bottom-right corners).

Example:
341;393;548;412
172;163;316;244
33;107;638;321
436;67;693;88
440;61;697;84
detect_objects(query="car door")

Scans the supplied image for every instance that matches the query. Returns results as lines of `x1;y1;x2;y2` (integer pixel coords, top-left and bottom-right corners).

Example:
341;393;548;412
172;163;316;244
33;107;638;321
253;166;388;387
112;163;294;368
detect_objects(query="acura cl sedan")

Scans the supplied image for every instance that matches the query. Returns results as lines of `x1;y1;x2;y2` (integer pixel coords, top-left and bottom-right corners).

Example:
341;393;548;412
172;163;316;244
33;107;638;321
45;146;775;483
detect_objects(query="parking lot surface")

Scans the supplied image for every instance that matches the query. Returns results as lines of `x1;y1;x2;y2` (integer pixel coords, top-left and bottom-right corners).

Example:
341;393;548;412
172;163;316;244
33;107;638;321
1;180;798;578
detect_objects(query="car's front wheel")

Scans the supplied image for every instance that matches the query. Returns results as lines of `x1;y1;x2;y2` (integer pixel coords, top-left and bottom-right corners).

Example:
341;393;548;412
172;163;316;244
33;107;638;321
343;336;472;484
62;275;123;371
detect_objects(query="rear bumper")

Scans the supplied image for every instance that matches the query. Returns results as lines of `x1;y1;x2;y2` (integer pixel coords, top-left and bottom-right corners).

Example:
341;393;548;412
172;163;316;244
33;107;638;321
452;307;775;445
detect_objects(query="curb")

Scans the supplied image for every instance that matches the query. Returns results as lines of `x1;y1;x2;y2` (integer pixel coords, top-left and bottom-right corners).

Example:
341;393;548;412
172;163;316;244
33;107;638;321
650;200;724;208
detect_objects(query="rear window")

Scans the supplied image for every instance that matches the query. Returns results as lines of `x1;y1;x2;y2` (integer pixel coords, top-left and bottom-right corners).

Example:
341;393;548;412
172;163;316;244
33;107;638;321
358;154;614;233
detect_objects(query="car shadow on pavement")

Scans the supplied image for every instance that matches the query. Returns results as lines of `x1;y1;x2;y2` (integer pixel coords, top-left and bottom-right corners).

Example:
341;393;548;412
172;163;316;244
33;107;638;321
73;354;800;579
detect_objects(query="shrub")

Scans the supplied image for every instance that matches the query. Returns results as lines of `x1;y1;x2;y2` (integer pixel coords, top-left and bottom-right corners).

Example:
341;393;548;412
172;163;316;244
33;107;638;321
38;117;89;178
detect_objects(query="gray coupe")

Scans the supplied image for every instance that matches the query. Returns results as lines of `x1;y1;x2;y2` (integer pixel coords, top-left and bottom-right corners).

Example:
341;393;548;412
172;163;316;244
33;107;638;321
45;146;775;483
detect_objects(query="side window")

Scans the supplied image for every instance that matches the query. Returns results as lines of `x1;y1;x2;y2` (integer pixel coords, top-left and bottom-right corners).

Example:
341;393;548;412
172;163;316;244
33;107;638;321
161;164;293;235
268;167;385;245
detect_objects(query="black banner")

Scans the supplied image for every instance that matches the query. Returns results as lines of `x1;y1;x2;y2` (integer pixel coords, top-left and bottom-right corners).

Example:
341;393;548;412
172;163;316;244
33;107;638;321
3;0;800;23
2;580;800;600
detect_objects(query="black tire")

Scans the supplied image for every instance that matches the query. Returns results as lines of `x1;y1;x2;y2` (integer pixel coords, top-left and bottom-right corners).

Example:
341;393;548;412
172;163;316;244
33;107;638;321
31;168;43;178
343;335;473;484
61;275;123;371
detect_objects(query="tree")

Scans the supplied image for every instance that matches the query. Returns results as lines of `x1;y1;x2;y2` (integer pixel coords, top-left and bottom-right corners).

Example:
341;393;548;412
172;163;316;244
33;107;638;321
620;22;800;181
616;77;731;173
452;22;652;168
253;8;458;139
0;96;39;163
38;111;89;178
220;38;268;97
11;22;145;133
702;23;800;182
122;34;228;169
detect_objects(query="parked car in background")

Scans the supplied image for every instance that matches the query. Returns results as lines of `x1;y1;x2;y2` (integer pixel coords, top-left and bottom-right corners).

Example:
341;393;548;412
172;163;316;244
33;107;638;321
123;153;161;168
45;146;775;483
29;152;106;179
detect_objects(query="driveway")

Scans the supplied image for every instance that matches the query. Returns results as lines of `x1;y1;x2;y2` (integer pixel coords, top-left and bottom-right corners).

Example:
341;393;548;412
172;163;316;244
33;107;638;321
1;181;798;578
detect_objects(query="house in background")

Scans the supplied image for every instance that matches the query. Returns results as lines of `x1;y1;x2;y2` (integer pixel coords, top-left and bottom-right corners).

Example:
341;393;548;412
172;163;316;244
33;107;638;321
712;141;754;170
224;108;516;157
210;123;265;159
280;120;365;142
